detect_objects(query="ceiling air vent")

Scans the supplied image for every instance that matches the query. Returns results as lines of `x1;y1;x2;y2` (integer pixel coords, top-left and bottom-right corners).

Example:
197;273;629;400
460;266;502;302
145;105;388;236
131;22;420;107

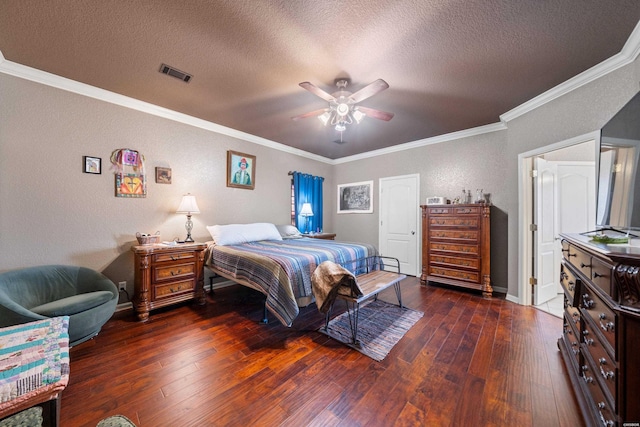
159;63;192;83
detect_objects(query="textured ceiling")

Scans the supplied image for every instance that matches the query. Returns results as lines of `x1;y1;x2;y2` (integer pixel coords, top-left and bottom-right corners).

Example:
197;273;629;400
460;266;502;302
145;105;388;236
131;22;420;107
1;1;639;159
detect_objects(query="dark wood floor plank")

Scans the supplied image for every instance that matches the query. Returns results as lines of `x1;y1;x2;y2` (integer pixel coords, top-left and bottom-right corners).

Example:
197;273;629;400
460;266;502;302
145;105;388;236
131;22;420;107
57;278;582;426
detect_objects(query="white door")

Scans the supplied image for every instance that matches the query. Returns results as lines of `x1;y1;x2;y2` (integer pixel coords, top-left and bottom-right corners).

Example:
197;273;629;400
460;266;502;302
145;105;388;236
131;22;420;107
534;157;559;305
379;174;420;276
557;162;596;234
556;161;596;294
534;159;596;304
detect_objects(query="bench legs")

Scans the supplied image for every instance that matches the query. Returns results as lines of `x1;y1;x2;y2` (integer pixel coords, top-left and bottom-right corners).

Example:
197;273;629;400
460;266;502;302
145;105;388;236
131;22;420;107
324;281;403;347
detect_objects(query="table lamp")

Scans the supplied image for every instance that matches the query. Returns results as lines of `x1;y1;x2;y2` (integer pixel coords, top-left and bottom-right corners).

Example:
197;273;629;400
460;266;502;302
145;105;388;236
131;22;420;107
300;203;314;234
176;194;200;242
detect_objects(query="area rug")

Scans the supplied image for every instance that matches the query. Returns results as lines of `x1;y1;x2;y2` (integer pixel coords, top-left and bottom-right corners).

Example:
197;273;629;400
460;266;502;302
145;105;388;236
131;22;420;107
96;415;137;427
318;299;423;361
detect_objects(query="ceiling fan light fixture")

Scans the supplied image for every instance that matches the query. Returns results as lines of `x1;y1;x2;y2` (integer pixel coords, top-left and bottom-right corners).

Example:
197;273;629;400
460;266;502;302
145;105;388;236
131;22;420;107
335;123;346;132
318;111;331;125
353;109;366;123
336;103;350;117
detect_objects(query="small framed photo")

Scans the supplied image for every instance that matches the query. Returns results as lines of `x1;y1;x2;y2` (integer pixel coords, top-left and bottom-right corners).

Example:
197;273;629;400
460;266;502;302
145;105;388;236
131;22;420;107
227;150;256;190
155;167;172;184
337;180;373;214
83;156;102;174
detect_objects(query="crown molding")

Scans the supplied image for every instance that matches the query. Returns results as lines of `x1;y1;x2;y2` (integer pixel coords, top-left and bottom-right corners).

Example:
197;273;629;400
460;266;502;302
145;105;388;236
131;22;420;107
333;122;507;164
0;52;333;165
2;19;639;164
501;20;640;123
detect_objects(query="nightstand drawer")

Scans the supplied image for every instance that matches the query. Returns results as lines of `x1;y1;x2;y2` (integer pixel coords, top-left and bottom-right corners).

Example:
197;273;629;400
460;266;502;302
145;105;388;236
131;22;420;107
153;262;195;282
154;279;195;299
153;251;196;263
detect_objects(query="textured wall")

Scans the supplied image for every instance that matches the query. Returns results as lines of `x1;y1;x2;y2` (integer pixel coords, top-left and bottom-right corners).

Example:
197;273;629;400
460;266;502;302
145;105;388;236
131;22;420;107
0;74;332;299
333;131;509;292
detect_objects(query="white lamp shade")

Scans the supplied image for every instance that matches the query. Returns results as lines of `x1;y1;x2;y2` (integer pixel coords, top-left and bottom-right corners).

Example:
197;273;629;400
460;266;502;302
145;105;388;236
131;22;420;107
176;194;201;214
300;203;314;217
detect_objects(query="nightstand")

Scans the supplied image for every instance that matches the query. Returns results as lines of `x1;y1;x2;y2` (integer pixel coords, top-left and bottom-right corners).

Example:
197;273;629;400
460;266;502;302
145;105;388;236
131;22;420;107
131;242;207;321
304;233;336;240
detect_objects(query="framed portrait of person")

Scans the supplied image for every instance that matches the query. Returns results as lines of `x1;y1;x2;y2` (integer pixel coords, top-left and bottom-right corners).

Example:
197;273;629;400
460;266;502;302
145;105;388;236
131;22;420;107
227;150;256;190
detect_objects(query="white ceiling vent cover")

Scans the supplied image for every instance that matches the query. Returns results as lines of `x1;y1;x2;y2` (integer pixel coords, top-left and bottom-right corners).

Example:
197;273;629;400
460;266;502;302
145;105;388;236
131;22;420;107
159;63;192;83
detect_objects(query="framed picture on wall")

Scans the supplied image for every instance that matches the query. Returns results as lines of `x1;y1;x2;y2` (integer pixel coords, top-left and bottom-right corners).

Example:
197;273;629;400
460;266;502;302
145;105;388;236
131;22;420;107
83;156;102;174
226;150;256;190
155;167;172;184
337;180;373;213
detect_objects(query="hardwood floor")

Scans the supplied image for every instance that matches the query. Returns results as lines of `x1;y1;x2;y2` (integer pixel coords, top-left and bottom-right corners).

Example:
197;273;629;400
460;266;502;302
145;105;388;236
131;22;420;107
62;277;583;426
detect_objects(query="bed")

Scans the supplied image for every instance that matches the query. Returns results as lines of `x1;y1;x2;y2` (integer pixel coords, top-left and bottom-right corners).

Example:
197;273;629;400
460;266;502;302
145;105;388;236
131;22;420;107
205;223;377;326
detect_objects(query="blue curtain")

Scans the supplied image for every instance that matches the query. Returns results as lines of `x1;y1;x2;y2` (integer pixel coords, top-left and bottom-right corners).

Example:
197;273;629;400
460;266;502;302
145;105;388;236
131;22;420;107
293;172;324;233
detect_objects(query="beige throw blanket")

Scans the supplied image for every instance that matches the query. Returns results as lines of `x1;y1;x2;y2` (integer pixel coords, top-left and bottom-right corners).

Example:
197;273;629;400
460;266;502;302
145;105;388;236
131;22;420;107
311;261;364;313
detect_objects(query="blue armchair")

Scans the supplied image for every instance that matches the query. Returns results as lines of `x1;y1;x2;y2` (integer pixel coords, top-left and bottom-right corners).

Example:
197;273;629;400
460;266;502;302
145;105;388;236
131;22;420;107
0;265;118;346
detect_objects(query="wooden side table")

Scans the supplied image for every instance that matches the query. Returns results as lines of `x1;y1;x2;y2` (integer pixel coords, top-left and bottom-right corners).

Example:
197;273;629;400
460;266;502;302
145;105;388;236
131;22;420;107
304;233;336;240
131;242;207;321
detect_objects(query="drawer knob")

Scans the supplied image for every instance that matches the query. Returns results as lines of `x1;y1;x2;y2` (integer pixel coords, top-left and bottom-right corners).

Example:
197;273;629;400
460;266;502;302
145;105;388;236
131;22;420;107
580;262;591;269
593;271;604;278
599;366;615;380
568;253;577;257
582;294;594;308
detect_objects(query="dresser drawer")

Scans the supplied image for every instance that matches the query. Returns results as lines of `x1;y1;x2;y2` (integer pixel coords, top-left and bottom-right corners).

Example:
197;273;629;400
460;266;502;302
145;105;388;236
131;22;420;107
430;254;480;270
580;291;616;352
567;244;592;280
429;217;479;229
564;302;580;334
427;205;483;216
153;251;196;263
430;242;479;256
590;257;614;298
429;266;479;283
560;262;579;305
583;324;617;401
580;357;616;427
153;262;195;282
153;279;195;300
562;309;581;368
429;229;479;242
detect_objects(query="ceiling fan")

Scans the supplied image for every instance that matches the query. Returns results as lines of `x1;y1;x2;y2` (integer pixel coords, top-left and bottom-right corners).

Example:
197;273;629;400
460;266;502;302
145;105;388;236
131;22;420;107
292;78;394;132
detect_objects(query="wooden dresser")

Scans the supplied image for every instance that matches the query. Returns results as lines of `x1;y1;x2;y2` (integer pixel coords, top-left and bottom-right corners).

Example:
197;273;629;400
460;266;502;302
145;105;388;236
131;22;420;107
420;203;492;297
131;242;207;321
559;233;640;426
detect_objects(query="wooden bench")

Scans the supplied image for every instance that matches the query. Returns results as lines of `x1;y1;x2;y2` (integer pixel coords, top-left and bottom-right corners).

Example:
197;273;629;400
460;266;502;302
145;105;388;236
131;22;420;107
324;256;406;346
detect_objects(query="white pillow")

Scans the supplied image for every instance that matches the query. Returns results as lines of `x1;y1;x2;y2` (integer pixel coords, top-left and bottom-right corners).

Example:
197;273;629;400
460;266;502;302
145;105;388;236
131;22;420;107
276;224;303;239
206;223;282;246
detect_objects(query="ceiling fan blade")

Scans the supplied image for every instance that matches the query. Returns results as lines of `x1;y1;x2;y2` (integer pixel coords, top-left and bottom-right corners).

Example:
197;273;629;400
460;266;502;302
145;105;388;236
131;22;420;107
299;82;335;102
348;79;389;103
357;106;394;121
291;108;328;121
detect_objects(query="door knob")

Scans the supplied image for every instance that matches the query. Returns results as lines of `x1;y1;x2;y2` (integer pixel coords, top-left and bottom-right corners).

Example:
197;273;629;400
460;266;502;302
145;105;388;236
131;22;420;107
411;231;415;235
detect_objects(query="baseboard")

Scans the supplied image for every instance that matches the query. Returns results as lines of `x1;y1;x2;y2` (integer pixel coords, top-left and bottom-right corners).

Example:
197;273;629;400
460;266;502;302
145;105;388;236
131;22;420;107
115;302;133;312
